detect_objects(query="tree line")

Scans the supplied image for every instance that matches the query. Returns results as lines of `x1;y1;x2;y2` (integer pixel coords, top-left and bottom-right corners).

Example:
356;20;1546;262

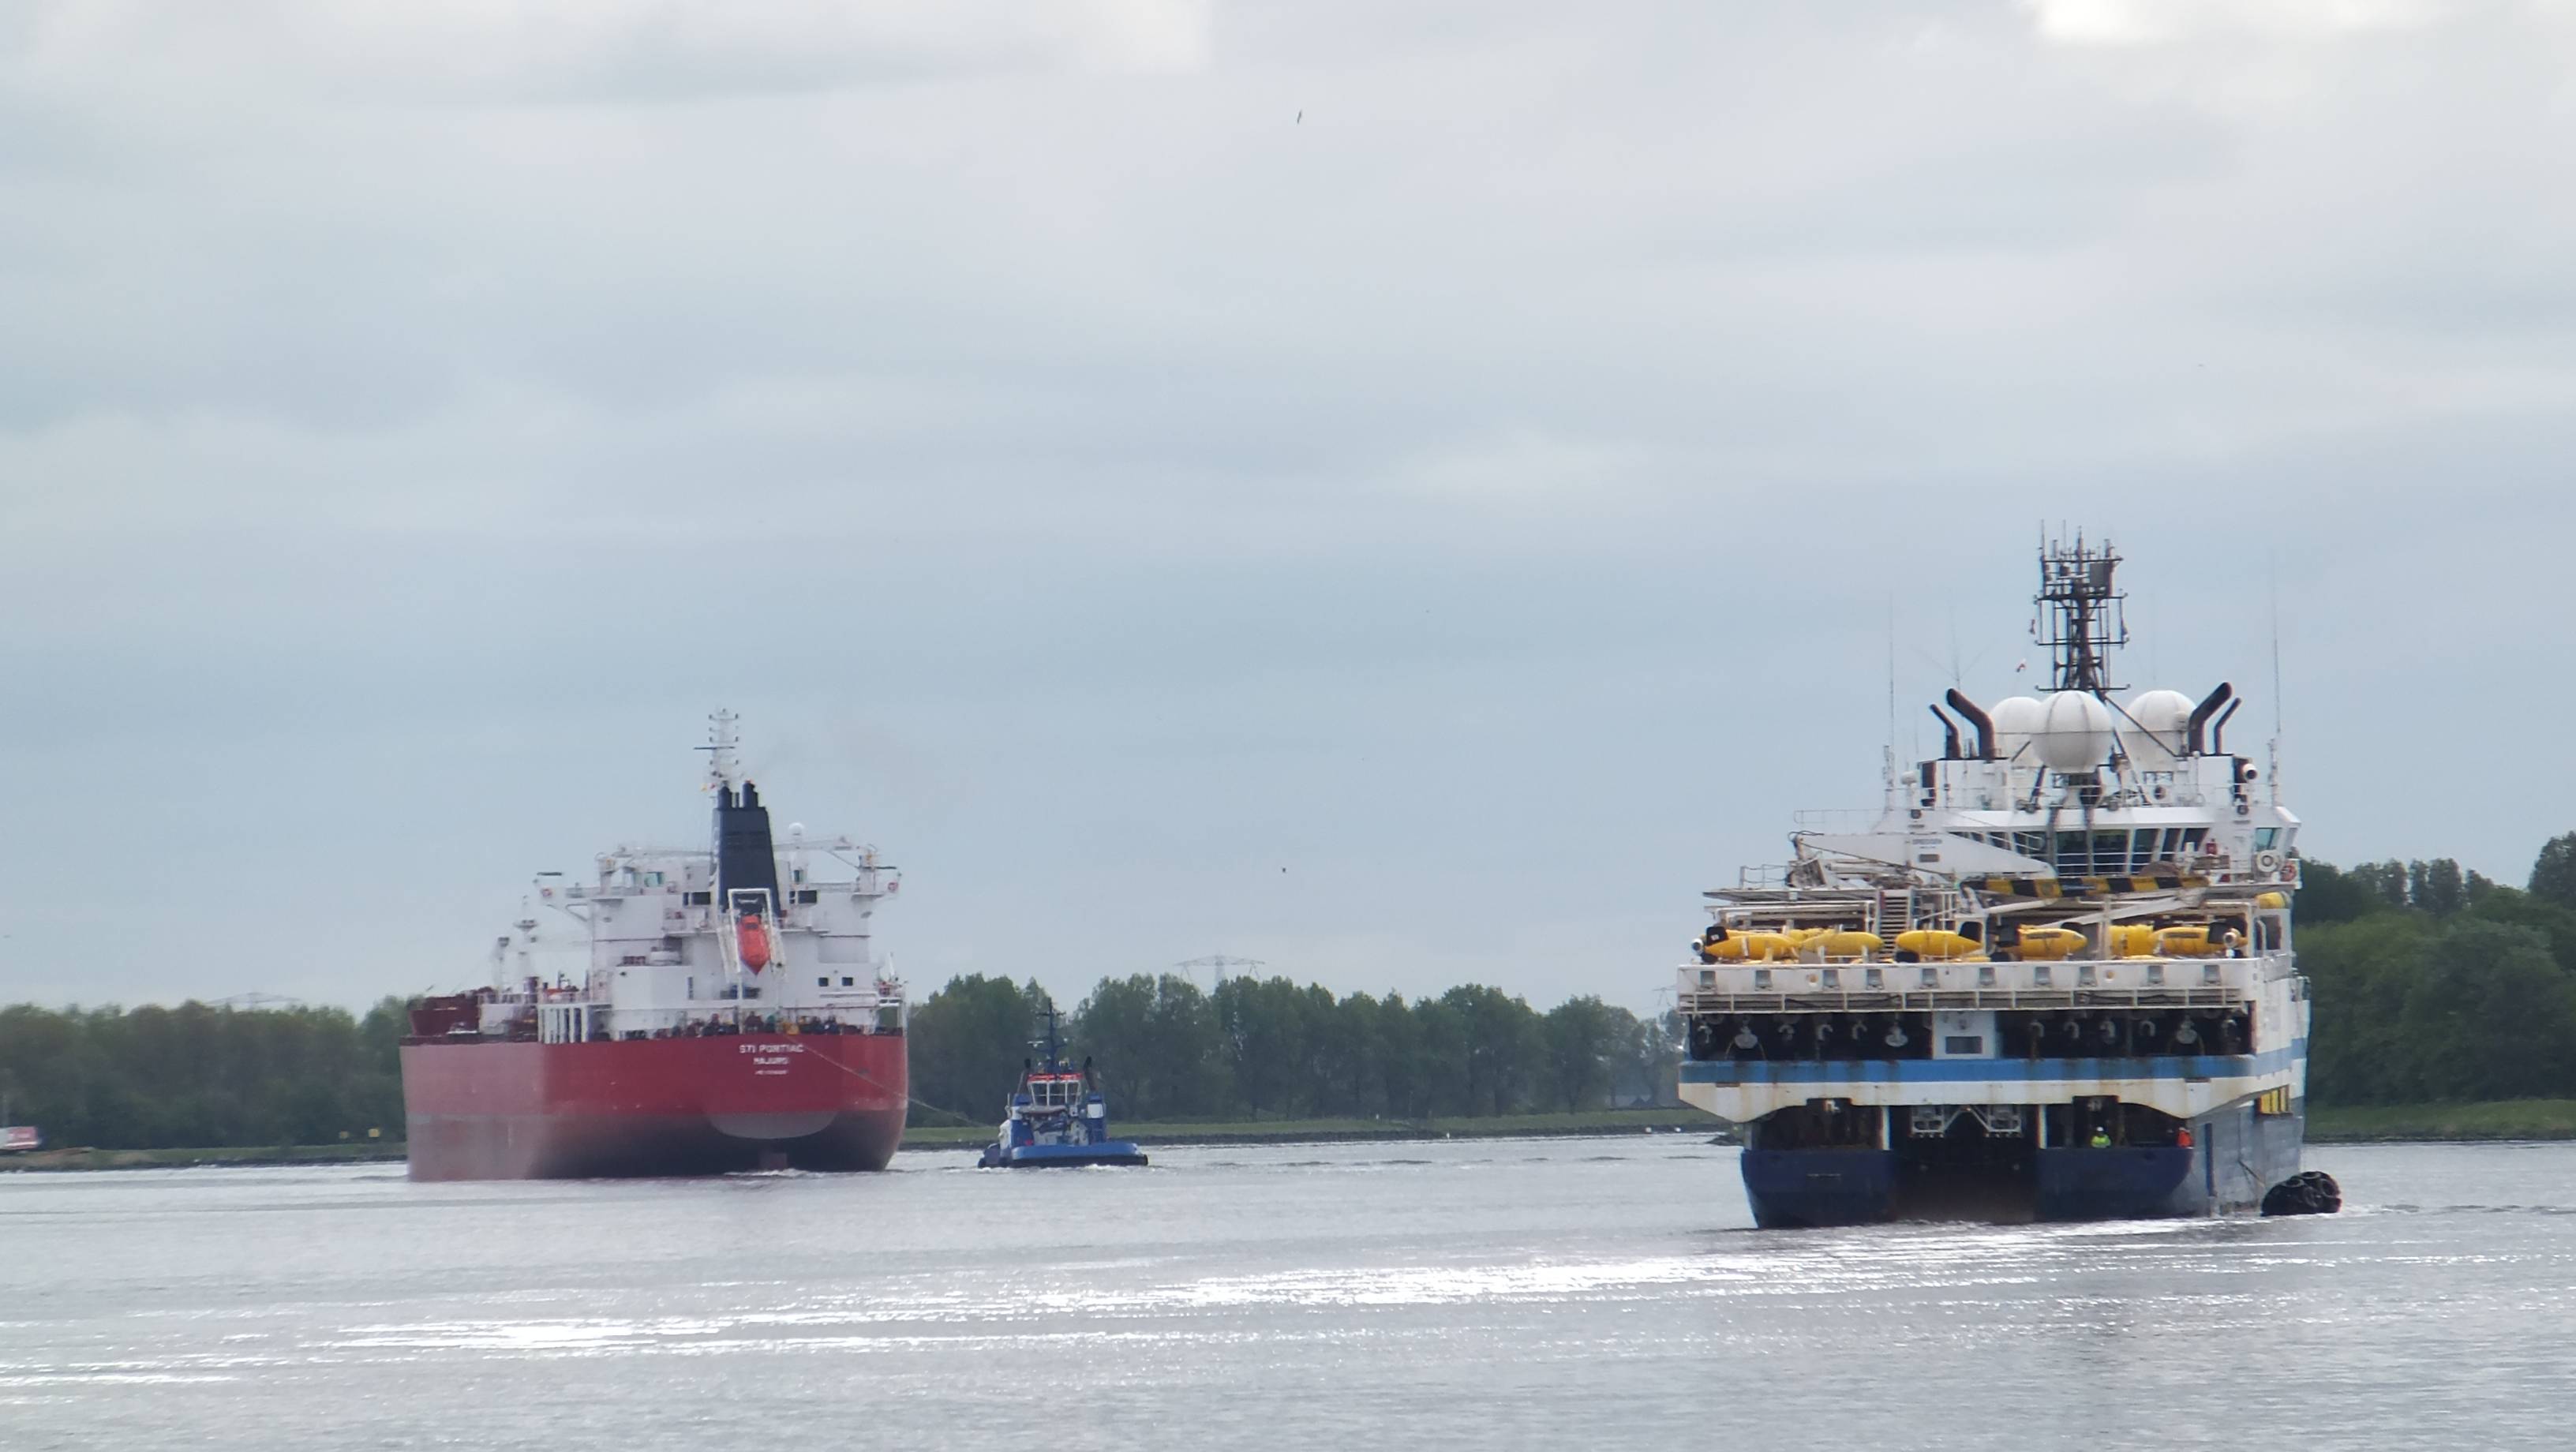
909;974;1678;1127
0;998;410;1150
7;829;2574;1148
0;977;1676;1149
2295;832;2576;1105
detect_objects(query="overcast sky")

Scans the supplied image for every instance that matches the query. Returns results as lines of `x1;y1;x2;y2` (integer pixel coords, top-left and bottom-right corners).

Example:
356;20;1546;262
5;1;2573;1016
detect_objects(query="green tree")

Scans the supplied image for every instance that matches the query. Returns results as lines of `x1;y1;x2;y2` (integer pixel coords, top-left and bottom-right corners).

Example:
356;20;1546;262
1309;990;1385;1118
2350;861;2410;911
2293;859;2381;926
1373;994;1428;1119
1213;975;1316;1120
2531;832;2576;909
2398;919;2576;1101
1070;973;1230;1120
1541;996;1620;1111
0;1001;406;1149
2299;914;2439;1105
1440;984;1542;1117
2410;859;2466;916
905;975;1051;1125
1611;1008;1681;1107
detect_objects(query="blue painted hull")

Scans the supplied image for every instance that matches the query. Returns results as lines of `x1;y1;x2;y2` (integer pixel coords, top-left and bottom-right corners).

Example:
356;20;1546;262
977;1140;1148;1169
1741;1102;2304;1228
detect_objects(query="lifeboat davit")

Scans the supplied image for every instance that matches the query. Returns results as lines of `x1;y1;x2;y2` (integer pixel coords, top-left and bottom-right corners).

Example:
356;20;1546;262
737;914;771;971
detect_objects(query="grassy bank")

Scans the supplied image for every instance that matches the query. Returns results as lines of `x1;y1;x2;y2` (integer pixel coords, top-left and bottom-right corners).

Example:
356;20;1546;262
2307;1099;2576;1143
900;1107;1717;1151
17;1102;2569;1172
0;1142;410;1173
0;1110;1717;1173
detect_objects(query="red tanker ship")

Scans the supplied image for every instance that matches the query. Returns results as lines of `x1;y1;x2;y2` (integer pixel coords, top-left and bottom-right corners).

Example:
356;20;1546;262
401;713;908;1180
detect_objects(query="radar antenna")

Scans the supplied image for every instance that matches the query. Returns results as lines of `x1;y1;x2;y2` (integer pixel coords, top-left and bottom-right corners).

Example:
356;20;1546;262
2034;532;2128;696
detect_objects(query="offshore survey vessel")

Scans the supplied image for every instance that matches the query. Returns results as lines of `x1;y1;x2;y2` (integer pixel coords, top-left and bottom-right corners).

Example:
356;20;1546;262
399;713;909;1179
1677;537;2334;1226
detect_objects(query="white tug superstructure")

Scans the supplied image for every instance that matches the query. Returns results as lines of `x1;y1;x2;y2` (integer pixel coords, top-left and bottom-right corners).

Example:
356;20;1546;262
1677;537;2334;1226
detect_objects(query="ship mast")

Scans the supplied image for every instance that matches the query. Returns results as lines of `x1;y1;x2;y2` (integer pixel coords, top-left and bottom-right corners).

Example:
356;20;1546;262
700;709;742;791
2035;533;2128;697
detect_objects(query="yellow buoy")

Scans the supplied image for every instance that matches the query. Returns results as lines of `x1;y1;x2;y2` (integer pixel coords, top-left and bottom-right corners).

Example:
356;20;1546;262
2155;925;2223;957
1702;931;1801;961
2108;923;2159;957
1893;929;1983;960
2010;926;2087;960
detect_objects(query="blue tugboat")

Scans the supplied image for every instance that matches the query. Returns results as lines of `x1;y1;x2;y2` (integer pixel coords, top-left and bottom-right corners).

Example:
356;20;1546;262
976;1003;1148;1169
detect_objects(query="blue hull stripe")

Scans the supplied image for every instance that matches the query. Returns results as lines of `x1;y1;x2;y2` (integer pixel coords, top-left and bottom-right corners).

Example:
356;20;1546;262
979;1140;1148;1168
1682;1044;2299;1087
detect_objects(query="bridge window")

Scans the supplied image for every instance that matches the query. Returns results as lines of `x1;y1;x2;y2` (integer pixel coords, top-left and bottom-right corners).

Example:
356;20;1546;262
2092;831;2126;874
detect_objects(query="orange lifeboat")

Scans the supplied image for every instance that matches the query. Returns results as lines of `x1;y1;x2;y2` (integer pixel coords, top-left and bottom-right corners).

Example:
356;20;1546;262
737;914;771;971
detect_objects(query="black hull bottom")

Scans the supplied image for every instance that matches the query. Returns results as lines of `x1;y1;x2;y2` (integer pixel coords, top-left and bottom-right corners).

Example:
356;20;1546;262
1742;1102;2305;1229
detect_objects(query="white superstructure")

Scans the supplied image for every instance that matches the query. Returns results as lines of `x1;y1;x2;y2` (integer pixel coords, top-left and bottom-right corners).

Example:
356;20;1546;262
1675;537;2314;1222
474;712;908;1044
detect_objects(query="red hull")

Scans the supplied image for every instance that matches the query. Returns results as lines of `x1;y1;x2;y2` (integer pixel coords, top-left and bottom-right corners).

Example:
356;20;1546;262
399;1032;907;1181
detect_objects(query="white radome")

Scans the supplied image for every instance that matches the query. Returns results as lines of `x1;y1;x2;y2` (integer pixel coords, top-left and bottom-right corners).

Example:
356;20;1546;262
1990;695;2043;762
2125;688;2196;757
2031;690;2114;771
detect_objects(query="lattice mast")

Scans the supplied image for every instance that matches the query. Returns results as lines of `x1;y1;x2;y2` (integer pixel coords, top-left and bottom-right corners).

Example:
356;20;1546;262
2035;533;2129;696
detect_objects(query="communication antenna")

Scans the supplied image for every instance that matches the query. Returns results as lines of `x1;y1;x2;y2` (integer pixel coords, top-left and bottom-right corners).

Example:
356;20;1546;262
2269;561;2285;805
1882;596;1900;807
1178;955;1265;988
2033;530;2128;695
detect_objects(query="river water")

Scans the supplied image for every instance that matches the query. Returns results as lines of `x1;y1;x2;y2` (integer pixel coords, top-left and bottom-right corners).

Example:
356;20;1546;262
2;1138;2567;1450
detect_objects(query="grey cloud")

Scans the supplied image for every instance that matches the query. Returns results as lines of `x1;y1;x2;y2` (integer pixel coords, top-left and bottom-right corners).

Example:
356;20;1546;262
3;1;2573;1012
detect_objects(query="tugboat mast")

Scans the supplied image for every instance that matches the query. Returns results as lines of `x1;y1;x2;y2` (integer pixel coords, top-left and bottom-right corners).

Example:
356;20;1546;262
1030;999;1069;1076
